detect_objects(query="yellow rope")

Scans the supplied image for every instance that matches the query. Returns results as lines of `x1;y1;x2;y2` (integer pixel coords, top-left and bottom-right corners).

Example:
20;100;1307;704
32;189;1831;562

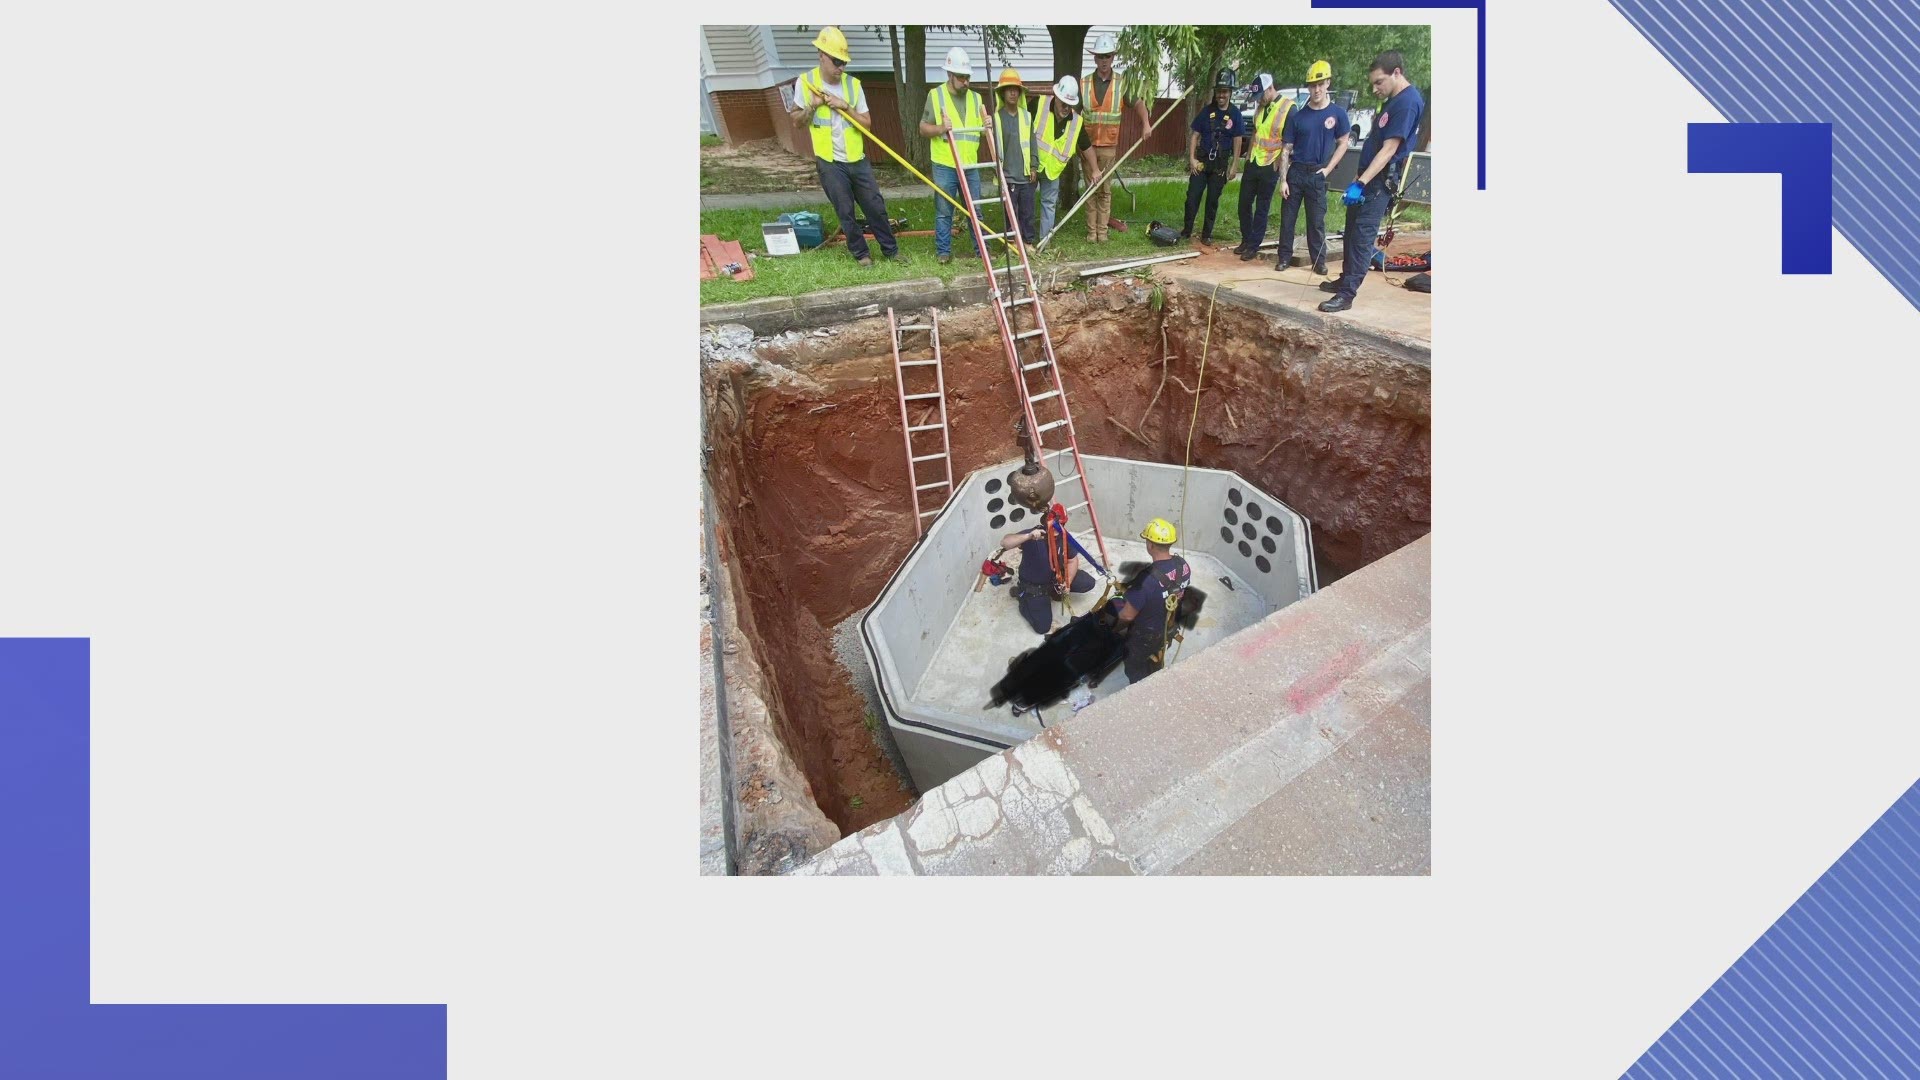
1164;274;1272;667
833;110;1014;251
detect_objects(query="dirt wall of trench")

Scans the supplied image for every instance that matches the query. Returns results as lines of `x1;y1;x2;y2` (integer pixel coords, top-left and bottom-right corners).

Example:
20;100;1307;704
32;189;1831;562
702;277;1430;845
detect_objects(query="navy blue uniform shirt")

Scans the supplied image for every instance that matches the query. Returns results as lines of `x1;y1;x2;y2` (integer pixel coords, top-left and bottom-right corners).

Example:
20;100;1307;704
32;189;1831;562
1284;101;1350;167
1123;556;1192;638
1189;104;1244;160
1017;529;1058;584
1362;84;1424;186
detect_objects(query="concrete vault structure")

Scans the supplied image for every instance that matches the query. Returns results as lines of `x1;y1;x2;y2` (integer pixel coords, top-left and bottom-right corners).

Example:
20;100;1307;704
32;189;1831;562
860;453;1317;791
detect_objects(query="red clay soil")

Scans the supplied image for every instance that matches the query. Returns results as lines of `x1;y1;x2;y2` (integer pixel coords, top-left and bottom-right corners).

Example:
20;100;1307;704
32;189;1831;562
703;276;1429;833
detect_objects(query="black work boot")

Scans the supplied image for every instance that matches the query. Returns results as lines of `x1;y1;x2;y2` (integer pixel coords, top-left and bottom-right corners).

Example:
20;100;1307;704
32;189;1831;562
1318;293;1352;312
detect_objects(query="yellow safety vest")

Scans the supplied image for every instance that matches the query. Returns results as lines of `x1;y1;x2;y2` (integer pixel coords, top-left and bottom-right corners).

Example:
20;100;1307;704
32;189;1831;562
1032;101;1083;181
1250;98;1293;167
797;68;864;162
994;103;1036;181
1082;72;1123;146
927;83;983;168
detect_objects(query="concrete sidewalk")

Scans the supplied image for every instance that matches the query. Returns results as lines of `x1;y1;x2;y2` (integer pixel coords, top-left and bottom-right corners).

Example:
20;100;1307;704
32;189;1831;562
700;173;1189;211
792;535;1431;876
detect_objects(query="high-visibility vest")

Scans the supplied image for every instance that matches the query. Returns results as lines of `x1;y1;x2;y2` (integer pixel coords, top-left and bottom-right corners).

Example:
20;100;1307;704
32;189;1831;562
1250;98;1293;167
994;104;1036;181
927;83;983;168
1083;72;1123;147
1032;101;1083;181
796;68;864;162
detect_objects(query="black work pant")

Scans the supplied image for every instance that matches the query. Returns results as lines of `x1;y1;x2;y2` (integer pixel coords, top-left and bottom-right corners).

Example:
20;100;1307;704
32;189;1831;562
815;158;897;260
1123;629;1167;684
1006;180;1038;246
1181;156;1231;239
1014;570;1096;635
1277;162;1330;269
1236;160;1279;251
1335;181;1395;300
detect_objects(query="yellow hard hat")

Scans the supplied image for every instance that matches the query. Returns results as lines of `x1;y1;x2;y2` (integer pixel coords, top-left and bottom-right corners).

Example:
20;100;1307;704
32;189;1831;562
811;26;851;63
1140;518;1177;545
1306;59;1332;84
997;69;1024;91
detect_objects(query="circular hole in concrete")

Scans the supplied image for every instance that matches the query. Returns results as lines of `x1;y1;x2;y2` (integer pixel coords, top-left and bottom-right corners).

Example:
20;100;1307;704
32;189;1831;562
988;498;1004;513
1009;507;1026;522
1238;540;1252;558
985;478;1002;494
1224;507;1239;526
1227;488;1242;506
1220;526;1233;544
1256;555;1271;574
1261;535;1276;555
1267;515;1284;534
990;515;1006;530
1242;522;1257;540
1246;501;1263;519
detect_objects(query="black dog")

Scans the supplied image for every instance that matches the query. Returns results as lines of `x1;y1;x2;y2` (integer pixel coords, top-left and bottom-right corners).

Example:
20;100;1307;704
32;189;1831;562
989;562;1206;715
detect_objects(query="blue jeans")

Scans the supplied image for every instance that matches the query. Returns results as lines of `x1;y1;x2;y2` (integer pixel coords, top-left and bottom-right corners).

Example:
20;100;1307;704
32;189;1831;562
1337;182;1395;300
932;162;983;257
1277;162;1329;268
1036;175;1061;240
815;158;896;260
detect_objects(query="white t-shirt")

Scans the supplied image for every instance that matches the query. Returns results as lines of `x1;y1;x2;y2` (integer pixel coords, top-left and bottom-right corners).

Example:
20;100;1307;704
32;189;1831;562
793;73;867;161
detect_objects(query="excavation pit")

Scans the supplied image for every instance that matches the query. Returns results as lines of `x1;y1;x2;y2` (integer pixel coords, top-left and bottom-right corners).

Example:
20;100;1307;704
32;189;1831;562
862;455;1316;790
702;275;1429;855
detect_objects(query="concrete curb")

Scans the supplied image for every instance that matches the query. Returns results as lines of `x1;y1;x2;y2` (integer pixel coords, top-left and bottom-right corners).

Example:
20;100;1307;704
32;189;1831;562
699;259;1110;335
699;173;1192;212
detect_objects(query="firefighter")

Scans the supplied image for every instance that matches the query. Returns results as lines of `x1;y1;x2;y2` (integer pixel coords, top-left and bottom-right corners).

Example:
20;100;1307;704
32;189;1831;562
1274;60;1350;275
1113;518;1192;684
999;510;1097;635
1181;69;1244;245
1320;50;1425;313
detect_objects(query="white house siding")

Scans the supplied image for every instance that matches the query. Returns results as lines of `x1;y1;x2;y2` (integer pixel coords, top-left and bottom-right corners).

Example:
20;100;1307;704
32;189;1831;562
765;25;1130;85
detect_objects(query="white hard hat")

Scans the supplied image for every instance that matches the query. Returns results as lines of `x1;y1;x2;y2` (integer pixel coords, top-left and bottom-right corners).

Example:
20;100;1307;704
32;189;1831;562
1089;32;1118;56
943;46;972;76
1053;75;1080;106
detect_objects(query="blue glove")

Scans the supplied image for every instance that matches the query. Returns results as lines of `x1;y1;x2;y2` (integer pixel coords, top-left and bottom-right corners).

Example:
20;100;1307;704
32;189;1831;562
1343;181;1366;206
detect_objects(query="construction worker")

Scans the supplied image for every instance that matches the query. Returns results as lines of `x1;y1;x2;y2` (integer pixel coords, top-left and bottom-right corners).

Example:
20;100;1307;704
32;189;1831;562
999;513;1097;635
1275;60;1350;275
920;47;996;266
1321;50;1424;313
1082;33;1153;243
992;69;1038;243
785;27;902;268
1113;518;1192;684
1181;69;1243;245
1232;73;1291;261
1032;76;1099;242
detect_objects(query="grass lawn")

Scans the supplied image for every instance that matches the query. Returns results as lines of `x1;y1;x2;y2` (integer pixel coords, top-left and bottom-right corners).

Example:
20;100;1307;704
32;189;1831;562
700;133;723;147
699;176;1432;305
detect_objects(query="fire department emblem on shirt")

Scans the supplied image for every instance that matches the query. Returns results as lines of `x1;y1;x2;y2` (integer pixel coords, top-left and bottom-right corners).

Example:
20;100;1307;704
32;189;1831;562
1323;115;1336;128
1380;112;1389;125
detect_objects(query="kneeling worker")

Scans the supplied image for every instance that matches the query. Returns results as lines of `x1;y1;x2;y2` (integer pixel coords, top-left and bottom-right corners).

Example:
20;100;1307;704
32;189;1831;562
999;511;1096;634
1113;517;1192;684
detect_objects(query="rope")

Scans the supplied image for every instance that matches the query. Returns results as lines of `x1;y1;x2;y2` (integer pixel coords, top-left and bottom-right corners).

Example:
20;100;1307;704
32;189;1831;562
1162;274;1272;668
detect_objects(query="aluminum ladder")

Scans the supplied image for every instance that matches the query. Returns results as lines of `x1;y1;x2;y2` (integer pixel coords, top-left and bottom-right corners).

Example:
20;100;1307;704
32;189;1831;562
888;306;954;535
945;123;1111;568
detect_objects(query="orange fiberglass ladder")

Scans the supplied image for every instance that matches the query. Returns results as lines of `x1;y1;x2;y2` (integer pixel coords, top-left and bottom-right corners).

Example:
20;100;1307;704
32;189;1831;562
944;123;1112;570
887;306;954;535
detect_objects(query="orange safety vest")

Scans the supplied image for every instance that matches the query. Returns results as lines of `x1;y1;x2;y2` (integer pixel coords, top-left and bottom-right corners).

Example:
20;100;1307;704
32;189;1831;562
1083;72;1123;147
